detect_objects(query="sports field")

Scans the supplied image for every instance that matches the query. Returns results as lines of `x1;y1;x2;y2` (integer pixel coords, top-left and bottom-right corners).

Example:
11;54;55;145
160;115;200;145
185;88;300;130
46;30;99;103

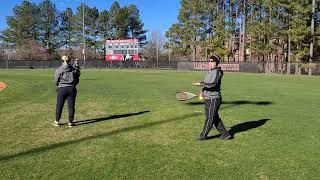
0;69;319;179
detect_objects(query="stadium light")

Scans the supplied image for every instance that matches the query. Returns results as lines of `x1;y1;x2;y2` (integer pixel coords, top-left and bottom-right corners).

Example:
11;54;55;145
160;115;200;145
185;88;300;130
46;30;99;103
82;0;86;68
169;31;171;67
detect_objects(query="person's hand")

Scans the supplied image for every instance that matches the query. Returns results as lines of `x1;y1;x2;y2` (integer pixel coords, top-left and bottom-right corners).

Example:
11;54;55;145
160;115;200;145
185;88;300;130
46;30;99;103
192;82;201;86
198;93;204;100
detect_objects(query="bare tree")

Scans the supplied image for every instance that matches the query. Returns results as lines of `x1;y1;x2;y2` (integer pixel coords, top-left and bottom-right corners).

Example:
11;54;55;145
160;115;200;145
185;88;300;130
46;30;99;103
0;47;5;60
142;30;165;63
17;39;49;60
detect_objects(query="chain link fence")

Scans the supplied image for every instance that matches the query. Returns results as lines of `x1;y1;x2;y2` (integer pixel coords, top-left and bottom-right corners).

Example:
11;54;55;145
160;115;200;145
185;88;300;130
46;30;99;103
0;60;179;70
0;60;320;75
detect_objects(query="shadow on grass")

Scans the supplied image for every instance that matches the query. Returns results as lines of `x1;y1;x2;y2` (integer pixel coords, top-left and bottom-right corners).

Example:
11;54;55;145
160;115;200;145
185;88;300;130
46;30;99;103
81;78;99;81
207;118;271;140
0;113;201;161
186;100;273;109
74;111;150;126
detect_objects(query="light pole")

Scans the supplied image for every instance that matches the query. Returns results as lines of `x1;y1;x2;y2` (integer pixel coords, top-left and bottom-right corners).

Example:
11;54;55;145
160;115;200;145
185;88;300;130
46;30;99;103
82;0;86;68
168;31;171;67
156;33;159;69
6;50;9;69
309;0;315;75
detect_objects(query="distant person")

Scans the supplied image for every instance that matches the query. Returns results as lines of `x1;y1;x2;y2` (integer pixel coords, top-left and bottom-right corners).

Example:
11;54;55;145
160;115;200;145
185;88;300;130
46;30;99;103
125;54;132;61
53;56;81;127
193;55;231;140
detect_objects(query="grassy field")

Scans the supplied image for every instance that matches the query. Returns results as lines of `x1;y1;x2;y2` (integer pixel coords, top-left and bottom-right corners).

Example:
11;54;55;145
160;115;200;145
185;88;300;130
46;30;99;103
0;69;320;179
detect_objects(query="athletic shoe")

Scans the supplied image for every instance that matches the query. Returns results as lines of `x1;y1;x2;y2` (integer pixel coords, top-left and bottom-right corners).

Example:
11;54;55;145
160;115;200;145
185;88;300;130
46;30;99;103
219;134;232;140
197;136;207;141
68;122;75;127
52;121;60;127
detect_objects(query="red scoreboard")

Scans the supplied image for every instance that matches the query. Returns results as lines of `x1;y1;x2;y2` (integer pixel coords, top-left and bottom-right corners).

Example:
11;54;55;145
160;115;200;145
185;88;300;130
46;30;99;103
105;39;139;61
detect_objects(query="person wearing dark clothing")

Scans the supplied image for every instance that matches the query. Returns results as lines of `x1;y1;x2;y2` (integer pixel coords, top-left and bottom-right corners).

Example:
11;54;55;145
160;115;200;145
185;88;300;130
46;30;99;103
193;55;231;140
53;56;81;127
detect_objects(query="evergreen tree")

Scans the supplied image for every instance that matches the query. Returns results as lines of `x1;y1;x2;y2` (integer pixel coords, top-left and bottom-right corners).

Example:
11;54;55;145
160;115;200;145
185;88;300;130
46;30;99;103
127;5;147;45
109;1;122;39
1;1;40;47
116;6;130;39
38;0;59;56
59;8;74;51
96;10;112;57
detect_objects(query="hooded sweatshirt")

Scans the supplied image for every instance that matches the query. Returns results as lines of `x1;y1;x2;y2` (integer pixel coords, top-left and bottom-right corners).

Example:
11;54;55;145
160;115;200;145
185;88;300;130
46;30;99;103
55;63;81;88
201;67;223;99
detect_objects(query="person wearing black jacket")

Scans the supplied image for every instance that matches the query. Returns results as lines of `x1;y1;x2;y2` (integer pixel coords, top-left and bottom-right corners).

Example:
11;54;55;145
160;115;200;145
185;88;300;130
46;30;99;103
53;56;81;127
193;55;231;140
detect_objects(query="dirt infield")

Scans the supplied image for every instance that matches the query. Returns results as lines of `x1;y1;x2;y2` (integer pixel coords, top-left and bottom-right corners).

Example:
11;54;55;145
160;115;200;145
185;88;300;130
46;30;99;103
0;81;7;91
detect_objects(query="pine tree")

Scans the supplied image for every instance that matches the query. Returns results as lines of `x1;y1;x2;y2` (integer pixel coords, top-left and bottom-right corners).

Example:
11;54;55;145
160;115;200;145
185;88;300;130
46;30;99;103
165;23;190;57
206;0;229;59
72;3;100;57
127;5;147;44
38;0;59;56
59;8;74;51
96;10;112;58
116;6;130;39
86;6;99;58
109;1;122;39
1;1;40;47
177;0;208;61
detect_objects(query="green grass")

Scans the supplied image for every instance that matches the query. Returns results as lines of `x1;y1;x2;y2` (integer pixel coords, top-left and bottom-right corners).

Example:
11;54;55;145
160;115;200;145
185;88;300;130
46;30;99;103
0;69;320;179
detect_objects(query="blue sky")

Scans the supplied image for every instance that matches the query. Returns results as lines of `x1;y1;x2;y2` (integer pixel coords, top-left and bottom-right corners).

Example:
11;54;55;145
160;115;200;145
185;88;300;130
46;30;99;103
0;0;180;37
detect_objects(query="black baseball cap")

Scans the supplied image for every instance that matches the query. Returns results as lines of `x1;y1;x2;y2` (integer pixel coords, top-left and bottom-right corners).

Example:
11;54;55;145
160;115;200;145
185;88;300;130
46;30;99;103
209;55;220;64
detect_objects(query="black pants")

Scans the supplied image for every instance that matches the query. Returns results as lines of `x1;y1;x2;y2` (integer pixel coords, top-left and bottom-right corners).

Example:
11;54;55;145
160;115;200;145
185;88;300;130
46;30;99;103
56;86;77;123
199;98;230;138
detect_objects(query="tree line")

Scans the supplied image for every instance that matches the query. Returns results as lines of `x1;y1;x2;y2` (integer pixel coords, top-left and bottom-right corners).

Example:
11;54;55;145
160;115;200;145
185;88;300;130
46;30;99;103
166;0;320;68
0;0;146;60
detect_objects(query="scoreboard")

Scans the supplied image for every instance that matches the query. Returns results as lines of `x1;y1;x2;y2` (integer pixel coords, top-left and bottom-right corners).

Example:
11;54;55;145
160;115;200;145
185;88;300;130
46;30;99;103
105;39;139;61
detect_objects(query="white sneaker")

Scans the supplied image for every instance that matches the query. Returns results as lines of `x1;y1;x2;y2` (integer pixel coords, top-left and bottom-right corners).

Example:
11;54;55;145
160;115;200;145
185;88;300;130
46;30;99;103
52;121;60;127
68;122;75;127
